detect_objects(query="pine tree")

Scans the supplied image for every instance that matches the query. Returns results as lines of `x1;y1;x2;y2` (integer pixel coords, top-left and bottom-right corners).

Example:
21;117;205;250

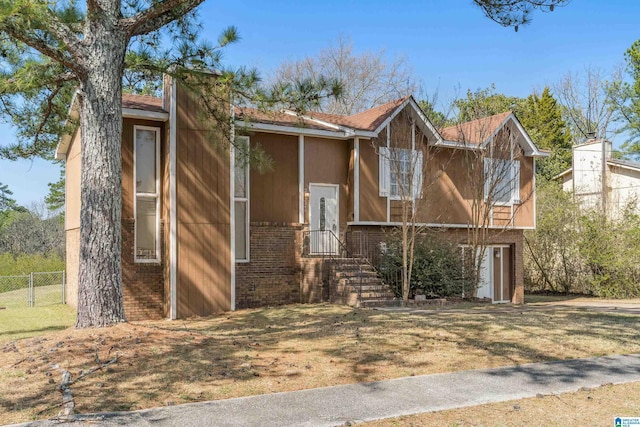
519;87;572;182
0;1;339;328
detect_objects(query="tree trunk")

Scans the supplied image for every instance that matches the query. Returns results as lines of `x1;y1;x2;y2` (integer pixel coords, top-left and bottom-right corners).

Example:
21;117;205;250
75;18;128;328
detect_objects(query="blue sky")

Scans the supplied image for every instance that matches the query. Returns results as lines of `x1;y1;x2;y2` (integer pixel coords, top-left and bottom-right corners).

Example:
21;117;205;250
1;0;639;207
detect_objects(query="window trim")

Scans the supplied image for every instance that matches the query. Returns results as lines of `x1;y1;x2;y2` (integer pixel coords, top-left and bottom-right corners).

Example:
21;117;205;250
234;136;250;263
380;147;423;201
484;158;521;207
133;125;161;264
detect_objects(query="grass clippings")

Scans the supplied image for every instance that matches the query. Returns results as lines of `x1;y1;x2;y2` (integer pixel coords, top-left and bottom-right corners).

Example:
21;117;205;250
1;303;639;424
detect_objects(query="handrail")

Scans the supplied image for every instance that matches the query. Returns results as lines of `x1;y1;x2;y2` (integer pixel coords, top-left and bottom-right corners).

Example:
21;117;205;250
302;229;370;303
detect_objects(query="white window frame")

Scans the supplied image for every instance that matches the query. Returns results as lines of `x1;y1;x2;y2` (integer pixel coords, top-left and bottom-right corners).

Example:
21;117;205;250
133;125;161;264
379;147;423;201
484;158;521;206
234;136;250;263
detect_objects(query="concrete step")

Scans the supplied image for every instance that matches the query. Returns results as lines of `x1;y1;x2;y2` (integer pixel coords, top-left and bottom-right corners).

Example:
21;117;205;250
334;270;379;278
357;299;402;308
337;277;385;286
358;292;396;299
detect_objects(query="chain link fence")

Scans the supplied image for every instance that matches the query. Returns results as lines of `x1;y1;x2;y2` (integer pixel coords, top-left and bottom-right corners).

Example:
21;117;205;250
0;271;65;309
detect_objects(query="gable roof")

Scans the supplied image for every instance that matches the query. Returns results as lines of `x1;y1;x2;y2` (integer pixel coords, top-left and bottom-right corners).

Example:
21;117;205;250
304;97;409;132
439;111;512;144
237;95;441;141
439;111;547;157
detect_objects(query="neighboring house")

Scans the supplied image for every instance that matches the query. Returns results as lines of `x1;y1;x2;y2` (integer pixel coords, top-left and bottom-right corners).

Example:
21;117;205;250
55;78;546;320
556;139;640;218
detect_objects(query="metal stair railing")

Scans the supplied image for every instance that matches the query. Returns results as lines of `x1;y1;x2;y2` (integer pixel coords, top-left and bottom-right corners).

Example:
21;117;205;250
302;230;375;304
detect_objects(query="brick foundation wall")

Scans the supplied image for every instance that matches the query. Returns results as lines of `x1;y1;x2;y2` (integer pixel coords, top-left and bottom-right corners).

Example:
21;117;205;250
122;219;165;320
236;223;305;308
347;225;525;304
300;257;328;303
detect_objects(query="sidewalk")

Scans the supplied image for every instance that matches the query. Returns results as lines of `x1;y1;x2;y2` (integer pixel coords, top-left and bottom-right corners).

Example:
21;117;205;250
11;354;640;427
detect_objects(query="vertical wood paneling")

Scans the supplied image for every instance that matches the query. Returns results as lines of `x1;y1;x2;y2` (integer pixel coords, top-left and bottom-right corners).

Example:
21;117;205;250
175;83;231;318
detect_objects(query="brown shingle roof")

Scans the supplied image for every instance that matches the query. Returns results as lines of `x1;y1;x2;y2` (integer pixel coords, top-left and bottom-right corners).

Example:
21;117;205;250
236;107;339;131
439;111;512;144
305;97;409;131
122;93;166;113
119;93;411;134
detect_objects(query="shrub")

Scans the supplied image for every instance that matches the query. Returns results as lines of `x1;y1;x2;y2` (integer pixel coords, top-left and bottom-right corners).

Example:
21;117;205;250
380;233;474;299
0;252;65;276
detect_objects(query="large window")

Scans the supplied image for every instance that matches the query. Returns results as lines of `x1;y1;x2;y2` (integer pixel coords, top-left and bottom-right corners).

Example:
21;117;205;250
484;158;521;205
379;147;423;200
134;126;160;262
234;136;250;262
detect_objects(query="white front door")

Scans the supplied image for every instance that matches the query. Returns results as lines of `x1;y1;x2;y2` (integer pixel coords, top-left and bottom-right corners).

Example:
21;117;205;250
309;184;339;255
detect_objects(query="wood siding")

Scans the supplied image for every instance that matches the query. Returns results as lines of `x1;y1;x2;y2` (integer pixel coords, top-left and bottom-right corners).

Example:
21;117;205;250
64;130;82;308
247;132;299;223
65;130;82;231
358;139;387;221
357;130;536;228
304;136;350;231
175;83;231;318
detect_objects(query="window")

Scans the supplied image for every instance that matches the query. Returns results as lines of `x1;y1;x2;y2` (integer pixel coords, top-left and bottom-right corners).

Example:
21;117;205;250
484;158;521;205
134;126;160;262
379;147;423;200
234;136;250;262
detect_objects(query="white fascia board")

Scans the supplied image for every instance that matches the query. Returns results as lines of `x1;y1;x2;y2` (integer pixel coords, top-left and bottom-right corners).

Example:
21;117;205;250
488;114;548;157
435;140;484;151
552;168;573;181
282;110;347;132
371;97;444;143
347;221;535;230
607;160;640;173
407;97;444;143
123;108;169;122
235;120;375;139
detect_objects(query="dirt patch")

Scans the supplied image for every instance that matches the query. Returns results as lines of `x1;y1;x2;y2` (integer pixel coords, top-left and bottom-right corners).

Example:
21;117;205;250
1;303;639;424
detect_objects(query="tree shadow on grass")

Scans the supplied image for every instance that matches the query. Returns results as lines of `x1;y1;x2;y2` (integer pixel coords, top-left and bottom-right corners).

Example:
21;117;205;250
3;303;640;422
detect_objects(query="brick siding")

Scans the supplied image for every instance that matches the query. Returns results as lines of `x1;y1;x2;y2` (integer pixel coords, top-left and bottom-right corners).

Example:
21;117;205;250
236;222;306;308
121;219;165;320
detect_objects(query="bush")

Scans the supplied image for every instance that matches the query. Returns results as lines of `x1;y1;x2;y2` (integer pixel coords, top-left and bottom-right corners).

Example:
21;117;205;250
0;252;65;276
380;233;474;299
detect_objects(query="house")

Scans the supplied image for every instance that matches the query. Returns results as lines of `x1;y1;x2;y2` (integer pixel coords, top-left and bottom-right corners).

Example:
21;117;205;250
55;78;546;320
556;139;640;218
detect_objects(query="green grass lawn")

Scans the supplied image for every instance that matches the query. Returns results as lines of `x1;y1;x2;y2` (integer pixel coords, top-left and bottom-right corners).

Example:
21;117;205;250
0;285;75;342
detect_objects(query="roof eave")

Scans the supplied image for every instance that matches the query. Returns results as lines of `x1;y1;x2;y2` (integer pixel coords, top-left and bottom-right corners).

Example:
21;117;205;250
371;96;444;143
553;168;572;180
235;119;372;139
122;108;169;122
607;159;640;172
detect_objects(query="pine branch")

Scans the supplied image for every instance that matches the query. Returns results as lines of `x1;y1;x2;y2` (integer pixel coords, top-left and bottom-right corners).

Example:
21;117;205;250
121;0;204;37
0;19;81;74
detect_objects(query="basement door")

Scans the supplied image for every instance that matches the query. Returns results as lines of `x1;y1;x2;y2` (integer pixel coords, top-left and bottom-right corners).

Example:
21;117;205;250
309;184;339;255
477;245;513;303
